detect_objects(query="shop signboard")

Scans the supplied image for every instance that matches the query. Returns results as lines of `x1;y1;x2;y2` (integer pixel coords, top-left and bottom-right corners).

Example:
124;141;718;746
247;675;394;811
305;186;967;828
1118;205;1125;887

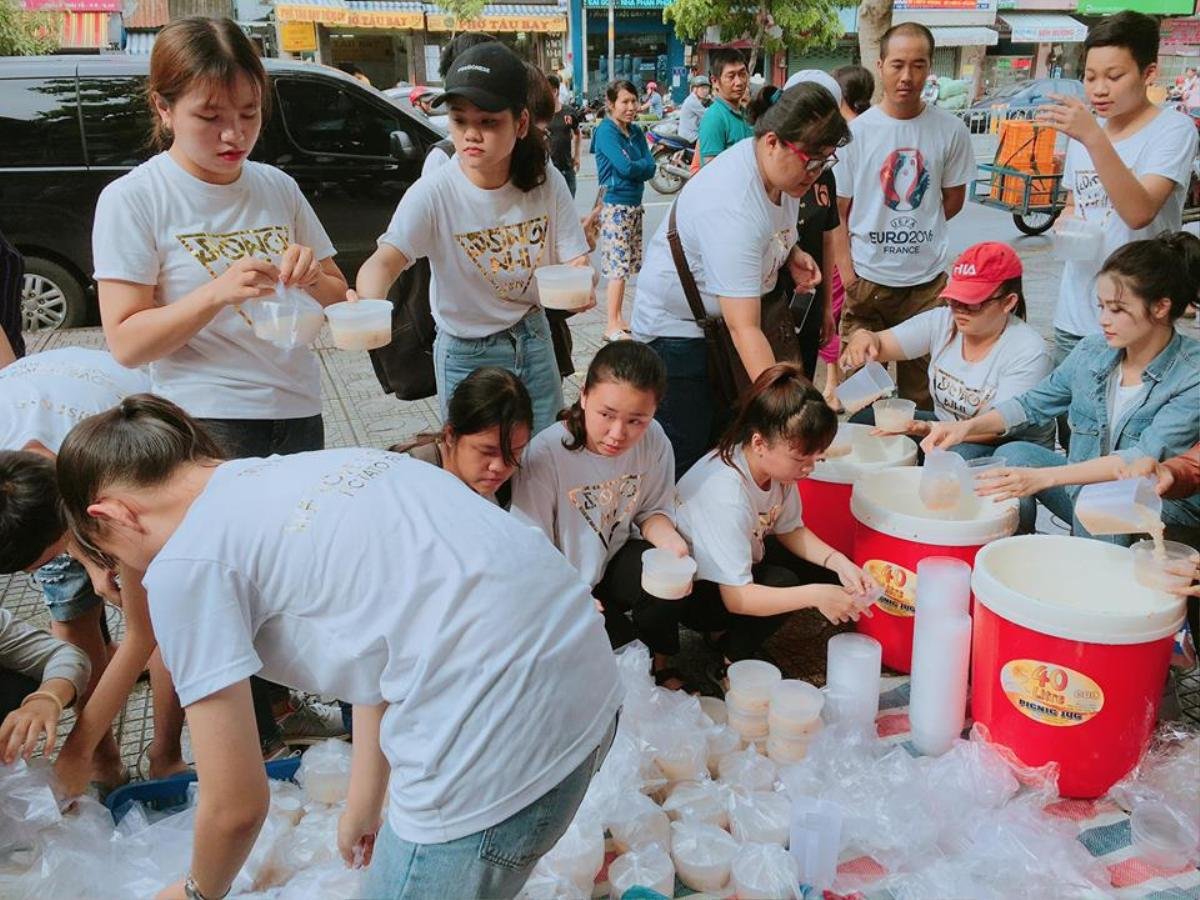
276;3;346;25
344;8;422;28
280;18;317;51
893;0;997;27
1161;16;1200;47
426;12;566;31
1076;0;1192;12
582;0;664;6
24;0;121;10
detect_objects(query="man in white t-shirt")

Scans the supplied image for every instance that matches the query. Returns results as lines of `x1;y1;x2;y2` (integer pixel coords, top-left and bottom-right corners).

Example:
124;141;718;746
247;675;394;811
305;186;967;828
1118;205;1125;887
834;22;975;407
1036;12;1199;363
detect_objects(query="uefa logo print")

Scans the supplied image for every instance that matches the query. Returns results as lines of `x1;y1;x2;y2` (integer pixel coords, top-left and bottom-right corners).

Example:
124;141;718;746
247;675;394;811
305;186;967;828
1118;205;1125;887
880;148;931;212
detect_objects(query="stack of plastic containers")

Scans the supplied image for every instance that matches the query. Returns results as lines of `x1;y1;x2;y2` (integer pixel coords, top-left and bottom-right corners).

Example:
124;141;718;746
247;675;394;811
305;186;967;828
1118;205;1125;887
823;633;882;731
725;660;781;749
908;557;973;756
765;680;824;765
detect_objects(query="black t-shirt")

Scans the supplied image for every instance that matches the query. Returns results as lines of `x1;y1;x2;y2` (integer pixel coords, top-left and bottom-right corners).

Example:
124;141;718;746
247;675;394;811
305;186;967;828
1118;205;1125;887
547;107;580;171
794;169;840;270
0;228;25;359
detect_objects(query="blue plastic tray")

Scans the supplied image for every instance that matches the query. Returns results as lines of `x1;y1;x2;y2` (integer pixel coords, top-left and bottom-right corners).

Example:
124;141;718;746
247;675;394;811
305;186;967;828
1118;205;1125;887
105;756;302;824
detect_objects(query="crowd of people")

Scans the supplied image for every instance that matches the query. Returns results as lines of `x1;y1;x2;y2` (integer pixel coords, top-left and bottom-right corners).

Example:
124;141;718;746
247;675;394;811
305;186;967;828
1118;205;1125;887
0;9;1197;900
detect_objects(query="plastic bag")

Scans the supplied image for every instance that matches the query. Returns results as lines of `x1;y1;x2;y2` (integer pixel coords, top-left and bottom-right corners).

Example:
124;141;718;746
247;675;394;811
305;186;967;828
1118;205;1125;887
728;789;790;846
717;746;778;793
607;843;675;899
669;818;738;892
705;724;741;778
233;808;298;893
282;803;341;870
650;729;707;783
295;739;353;805
517;869;591;900
245;284;325;349
731;842;801;900
0;760;61;853
1110;722;1200;831
660;779;729;829
606;791;671;854
535;818;604;892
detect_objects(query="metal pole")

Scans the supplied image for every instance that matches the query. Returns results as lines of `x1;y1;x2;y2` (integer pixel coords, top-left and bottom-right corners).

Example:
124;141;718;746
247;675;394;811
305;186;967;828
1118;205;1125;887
581;5;589;97
607;0;614;83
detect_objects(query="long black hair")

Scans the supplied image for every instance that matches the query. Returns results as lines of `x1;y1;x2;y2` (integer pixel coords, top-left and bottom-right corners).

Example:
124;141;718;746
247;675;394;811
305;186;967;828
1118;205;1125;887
715;363;837;466
560;341;667;451
746;82;850;152
1099;232;1200;320
445;367;534;466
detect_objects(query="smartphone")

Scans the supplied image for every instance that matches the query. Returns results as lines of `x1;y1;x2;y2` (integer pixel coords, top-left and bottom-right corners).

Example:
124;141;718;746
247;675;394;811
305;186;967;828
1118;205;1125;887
790;289;818;331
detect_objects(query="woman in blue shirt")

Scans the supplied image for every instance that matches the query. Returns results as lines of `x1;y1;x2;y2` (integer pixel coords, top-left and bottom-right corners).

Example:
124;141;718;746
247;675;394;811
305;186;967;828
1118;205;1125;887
924;233;1200;540
593;80;657;342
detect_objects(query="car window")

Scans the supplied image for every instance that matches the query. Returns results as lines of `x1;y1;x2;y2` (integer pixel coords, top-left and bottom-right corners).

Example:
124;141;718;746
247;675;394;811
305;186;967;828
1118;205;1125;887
0;77;85;167
79;75;155;167
275;78;407;158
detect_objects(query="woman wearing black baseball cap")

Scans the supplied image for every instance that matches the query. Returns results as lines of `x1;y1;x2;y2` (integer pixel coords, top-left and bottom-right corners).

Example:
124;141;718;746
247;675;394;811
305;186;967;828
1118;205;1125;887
356;43;594;436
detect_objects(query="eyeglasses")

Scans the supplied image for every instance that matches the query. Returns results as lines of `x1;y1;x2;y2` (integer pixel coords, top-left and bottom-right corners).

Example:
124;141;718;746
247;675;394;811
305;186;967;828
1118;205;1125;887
779;138;838;174
947;292;1007;314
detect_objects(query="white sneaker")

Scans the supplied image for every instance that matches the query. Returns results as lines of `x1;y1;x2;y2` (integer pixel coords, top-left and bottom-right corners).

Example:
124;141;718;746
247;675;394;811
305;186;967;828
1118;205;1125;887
278;697;348;745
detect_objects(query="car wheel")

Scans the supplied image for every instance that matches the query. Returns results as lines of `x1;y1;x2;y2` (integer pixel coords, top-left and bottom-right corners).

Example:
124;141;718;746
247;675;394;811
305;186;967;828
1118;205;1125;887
21;258;88;331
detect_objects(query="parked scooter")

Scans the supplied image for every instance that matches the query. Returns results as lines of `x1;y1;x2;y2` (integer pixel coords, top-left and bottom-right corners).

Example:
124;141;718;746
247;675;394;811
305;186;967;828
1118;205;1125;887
646;117;693;194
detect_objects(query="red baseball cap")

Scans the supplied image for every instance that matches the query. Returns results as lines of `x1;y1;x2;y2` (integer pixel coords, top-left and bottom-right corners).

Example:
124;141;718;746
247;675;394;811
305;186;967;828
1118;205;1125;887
941;242;1023;304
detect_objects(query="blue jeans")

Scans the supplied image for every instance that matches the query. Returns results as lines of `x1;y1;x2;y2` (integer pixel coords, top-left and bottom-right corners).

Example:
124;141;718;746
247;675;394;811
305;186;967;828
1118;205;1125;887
33;555;102;622
434;310;564;436
996;441;1089;538
1051;327;1083;452
648;336;717;478
364;716;617;899
848;408;998;462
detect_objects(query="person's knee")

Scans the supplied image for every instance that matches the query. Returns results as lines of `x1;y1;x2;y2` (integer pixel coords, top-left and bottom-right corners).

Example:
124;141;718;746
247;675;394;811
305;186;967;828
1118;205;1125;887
996;441;1044;468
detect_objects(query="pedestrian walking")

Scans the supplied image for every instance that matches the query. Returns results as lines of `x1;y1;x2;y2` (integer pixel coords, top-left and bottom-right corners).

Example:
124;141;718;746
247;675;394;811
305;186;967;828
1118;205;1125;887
546;74;581;196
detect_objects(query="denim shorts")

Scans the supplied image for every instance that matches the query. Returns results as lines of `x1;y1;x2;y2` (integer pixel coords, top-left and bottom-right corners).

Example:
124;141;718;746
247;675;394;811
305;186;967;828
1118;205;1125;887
33;554;102;622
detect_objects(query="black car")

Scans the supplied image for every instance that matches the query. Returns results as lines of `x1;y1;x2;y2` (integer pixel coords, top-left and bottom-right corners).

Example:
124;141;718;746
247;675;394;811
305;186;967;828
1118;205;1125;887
0;55;441;330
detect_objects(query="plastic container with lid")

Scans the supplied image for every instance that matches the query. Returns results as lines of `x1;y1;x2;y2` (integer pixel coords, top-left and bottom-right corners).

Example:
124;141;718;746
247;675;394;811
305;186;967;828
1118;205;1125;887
727;703;769;741
534;265;593;310
767;680;823;736
797;423;918;559
851;466;1018;672
1130;803;1199;870
641;548;697;600
670;819;739;892
727;659;782;709
731;842;802;900
1076;477;1162;536
324;298;392;351
836;360;895;414
1131;540;1199;593
246;285;325;349
971;535;1185;798
698;696;727;726
872;397;916;434
608;844;675;900
765;732;810;765
824;633;882;729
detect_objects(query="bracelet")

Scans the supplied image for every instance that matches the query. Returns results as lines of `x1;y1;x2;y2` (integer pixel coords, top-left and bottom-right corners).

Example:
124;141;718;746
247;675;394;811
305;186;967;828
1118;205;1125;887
821;550;841;569
19;690;64;718
185;874;230;900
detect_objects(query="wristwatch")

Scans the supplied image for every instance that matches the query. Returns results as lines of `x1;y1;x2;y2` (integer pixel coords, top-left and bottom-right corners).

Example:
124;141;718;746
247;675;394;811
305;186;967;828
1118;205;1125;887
184;875;229;900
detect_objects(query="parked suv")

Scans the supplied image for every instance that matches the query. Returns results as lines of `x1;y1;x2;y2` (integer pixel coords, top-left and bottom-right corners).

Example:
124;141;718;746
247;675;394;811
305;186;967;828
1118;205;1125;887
0;55;442;331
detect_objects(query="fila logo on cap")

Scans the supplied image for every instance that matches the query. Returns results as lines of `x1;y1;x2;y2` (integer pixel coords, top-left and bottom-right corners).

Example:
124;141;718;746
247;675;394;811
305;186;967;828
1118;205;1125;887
458;64;491;74
954;263;978;276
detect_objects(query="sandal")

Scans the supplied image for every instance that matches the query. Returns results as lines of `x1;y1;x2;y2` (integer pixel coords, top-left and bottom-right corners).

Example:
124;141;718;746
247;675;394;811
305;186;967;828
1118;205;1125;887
602;329;633;343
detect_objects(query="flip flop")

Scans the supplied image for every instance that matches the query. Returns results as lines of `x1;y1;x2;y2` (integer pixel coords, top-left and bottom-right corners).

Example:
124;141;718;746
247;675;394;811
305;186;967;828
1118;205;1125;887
602;329;633;343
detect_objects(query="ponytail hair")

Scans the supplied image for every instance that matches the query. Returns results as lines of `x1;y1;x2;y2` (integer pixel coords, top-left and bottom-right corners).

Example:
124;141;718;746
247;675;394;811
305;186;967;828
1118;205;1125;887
560;341;667;452
833;65;874;116
1098;232;1200;320
748;82;850;153
509;60;549;192
444;367;533;467
56;394;225;565
716;363;837;466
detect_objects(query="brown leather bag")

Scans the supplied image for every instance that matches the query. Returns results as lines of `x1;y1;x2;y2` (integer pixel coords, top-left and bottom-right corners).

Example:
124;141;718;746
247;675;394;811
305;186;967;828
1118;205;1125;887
665;201;802;408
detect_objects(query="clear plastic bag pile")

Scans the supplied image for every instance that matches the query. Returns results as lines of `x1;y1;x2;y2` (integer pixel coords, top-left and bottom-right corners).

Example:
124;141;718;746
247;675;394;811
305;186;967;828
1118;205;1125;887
0;740;361;899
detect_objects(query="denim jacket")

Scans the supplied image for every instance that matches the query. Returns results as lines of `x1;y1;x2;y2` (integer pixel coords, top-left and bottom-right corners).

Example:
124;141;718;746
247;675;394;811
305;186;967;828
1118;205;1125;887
996;332;1200;522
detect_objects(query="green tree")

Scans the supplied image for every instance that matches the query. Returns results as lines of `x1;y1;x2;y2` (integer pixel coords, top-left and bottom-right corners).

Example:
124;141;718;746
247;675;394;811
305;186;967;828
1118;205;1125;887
431;0;488;31
664;0;850;77
0;0;62;56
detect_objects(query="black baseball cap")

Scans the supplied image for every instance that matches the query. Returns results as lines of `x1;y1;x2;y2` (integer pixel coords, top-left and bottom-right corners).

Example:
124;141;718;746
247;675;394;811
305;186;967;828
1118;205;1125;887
431;43;529;112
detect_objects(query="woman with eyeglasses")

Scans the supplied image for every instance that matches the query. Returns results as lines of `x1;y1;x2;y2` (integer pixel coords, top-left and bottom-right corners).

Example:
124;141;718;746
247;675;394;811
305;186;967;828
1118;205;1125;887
840;242;1054;459
630;82;850;476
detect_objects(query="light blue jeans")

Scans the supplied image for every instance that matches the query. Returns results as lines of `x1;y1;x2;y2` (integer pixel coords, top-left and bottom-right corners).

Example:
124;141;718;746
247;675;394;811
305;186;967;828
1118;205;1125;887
433;309;564;435
363;716;617;900
996;441;1104;540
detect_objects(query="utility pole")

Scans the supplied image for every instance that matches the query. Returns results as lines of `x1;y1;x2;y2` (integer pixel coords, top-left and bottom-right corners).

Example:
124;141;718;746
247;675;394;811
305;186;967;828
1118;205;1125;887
607;0;615;83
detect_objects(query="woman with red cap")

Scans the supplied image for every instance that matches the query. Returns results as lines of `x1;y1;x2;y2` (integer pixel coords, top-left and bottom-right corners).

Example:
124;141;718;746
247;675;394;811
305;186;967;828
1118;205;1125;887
841;241;1054;458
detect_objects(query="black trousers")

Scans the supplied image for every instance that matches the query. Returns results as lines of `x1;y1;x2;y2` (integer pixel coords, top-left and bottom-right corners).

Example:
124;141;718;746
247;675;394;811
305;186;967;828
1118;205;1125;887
0;671;39;721
681;537;839;661
595;539;685;657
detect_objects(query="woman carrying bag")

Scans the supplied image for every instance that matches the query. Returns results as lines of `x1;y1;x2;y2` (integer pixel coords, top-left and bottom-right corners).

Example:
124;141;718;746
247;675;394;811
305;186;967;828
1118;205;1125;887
630;82;850;476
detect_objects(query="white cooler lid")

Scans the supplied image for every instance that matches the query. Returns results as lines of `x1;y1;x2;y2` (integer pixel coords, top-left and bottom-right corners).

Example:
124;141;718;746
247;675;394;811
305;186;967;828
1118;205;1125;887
972;535;1185;645
811;423;918;485
850;466;1018;546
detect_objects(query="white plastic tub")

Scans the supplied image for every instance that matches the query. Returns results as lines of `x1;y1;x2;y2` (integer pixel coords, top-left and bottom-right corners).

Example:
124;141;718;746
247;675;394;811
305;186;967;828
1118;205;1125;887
324;299;392;351
534;265;593;310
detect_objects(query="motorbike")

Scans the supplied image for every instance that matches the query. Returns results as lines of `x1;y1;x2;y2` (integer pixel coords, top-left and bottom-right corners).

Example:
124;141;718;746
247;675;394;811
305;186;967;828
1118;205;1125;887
645;117;694;195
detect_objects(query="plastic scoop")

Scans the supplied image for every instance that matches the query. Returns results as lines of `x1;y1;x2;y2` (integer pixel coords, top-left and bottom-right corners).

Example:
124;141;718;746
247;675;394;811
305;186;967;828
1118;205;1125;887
1076;478;1163;536
641;548;697;600
836;360;895;415
324;298;392;351
534;265;593;310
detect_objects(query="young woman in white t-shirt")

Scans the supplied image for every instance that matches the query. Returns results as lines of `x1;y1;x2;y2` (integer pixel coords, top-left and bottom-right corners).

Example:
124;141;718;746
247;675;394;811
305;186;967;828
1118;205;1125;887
676;364;871;671
56;394;620;900
841;242;1054;458
357;42;594;435
512;341;694;689
91;17;350;757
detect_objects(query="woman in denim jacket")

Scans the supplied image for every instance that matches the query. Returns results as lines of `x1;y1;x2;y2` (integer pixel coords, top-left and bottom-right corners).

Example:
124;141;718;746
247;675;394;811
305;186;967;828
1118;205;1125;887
925;233;1200;539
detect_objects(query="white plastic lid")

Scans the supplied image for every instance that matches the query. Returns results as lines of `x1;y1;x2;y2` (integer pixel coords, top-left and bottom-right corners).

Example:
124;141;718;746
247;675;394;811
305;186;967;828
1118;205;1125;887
850;467;1018;546
972;535;1185;644
810;424;918;485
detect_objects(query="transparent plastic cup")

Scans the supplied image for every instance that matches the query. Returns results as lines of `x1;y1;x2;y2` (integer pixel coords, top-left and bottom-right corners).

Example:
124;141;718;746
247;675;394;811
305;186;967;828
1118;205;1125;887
872;398;916;434
1131;540;1199;593
1053;216;1104;261
534;265;593;310
768;680;824;728
1076;478;1163;536
790;797;843;893
1130;803;1199;869
919;449;967;512
324;299;392;351
727;659;782;708
836;360;895;415
641;548;697;600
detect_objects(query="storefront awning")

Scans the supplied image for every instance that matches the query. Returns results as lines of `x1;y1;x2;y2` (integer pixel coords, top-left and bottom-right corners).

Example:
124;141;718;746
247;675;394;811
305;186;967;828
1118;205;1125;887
998;13;1086;43
929;26;999;47
425;4;566;33
275;1;425;29
60;11;111;46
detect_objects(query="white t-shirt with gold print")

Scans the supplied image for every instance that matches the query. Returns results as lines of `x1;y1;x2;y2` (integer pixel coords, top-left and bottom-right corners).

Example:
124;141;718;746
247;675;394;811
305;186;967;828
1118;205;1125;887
510;420;676;589
379;158;589;339
92;153;336;420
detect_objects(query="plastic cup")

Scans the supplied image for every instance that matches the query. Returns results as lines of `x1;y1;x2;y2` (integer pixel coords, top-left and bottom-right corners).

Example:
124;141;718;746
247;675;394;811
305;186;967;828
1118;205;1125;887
836;360;895;414
534;265;593;310
324;299;392;351
790;797;843;893
1130;803;1199;870
1052;216;1104;261
1076;478;1163;536
641;548;697;600
1131;540;1199;593
727;659;782;708
919;449;967;512
872;398;916;434
247;294;325;349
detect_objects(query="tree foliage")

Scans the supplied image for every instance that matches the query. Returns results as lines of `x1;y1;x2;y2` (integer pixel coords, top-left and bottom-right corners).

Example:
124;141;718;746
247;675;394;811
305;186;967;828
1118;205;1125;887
0;0;61;56
664;0;850;75
432;0;488;31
